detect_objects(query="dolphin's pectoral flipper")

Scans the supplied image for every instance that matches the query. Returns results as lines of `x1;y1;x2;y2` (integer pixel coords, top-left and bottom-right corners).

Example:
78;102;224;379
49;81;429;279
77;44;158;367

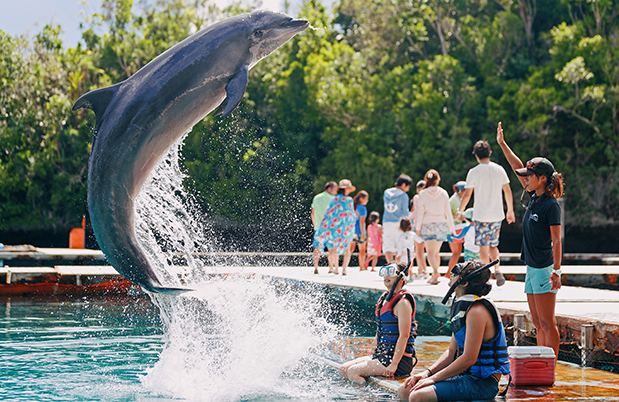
215;65;249;117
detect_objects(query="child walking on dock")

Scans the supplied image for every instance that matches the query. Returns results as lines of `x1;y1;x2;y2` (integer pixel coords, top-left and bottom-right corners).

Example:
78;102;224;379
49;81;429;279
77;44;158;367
366;211;383;271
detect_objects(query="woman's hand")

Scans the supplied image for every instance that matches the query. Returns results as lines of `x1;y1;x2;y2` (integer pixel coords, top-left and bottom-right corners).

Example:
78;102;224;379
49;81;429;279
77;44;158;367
383;362;398;377
496;122;505;146
550;272;562;291
402;373;425;390
411;376;436;391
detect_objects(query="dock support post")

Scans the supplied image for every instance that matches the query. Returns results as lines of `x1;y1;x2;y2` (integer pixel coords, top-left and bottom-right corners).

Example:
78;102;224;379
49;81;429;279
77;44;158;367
76;275;82;286
581;324;595;367
514;314;525;345
6;269;11;284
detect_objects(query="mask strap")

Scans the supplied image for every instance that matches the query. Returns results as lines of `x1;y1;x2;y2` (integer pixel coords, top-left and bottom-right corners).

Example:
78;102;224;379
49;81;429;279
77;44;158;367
440;259;499;305
385;249;412;302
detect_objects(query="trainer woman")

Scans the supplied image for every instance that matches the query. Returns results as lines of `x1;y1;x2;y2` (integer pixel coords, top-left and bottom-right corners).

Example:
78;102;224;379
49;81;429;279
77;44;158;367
496;122;563;359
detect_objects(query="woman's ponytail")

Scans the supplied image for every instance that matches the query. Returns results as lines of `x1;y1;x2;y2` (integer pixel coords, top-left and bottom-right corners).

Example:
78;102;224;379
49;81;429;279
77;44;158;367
546;172;564;199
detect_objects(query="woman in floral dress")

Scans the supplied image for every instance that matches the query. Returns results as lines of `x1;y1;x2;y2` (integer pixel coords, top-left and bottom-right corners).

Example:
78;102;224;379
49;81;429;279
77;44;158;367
315;179;357;275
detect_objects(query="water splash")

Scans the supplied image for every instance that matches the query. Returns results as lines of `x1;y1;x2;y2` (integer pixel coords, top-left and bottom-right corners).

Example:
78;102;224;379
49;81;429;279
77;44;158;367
132;136;342;400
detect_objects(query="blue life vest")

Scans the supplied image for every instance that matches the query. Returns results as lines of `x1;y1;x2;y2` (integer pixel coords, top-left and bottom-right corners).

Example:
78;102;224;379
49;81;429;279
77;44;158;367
450;295;510;378
375;290;417;356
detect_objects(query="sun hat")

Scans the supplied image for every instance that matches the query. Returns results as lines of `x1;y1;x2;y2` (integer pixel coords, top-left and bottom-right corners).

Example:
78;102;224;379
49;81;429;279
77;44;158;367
464;208;474;221
455;181;466;192
338;179;356;192
515;157;555;178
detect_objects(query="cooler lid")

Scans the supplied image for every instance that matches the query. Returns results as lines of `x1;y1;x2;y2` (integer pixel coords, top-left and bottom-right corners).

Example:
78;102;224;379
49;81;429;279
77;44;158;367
508;346;556;359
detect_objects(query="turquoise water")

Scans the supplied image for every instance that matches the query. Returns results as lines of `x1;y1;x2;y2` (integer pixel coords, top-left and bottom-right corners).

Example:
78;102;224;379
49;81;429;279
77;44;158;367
0;296;163;400
0;291;399;401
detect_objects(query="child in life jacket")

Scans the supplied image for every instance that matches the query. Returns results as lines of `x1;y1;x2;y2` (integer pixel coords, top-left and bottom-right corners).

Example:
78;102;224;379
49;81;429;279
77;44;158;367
339;261;417;383
449;208;479;261
398;259;510;402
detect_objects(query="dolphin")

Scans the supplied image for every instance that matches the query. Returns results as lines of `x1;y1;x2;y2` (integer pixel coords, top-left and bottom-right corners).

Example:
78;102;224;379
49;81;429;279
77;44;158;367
72;10;309;292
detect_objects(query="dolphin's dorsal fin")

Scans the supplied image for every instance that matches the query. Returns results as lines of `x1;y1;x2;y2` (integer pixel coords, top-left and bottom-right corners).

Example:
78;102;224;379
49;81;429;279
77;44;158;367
72;82;122;118
73;83;122;143
214;65;249;117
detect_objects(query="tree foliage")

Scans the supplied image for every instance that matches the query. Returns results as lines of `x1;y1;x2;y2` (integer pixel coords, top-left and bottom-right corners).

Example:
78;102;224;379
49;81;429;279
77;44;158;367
1;0;618;248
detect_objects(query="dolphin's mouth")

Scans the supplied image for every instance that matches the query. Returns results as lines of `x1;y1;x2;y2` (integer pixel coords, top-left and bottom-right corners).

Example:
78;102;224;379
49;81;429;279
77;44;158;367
282;18;310;31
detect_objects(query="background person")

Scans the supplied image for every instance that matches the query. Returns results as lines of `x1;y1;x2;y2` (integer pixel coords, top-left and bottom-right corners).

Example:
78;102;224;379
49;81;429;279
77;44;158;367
446;181;467;278
462;209;479;262
415;170;455;285
314;179;356;275
397;260;510;402
311;181;338;274
366;211;383;271
396;218;416;274
339;262;416;383
349;190;369;270
456;140;515;286
496;122;563;359
409;181;428;278
383;174;413;263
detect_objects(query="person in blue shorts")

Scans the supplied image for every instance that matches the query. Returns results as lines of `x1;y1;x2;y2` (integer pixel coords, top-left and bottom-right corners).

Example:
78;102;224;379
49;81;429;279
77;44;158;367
397;259;510;402
496;121;564;360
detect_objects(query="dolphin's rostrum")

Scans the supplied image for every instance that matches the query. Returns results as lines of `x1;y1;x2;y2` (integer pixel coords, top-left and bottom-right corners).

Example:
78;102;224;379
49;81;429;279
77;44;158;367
73;11;309;292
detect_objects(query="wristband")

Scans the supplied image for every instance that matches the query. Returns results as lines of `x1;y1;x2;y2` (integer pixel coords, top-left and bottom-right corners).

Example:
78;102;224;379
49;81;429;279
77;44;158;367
426;368;433;376
552;269;562;277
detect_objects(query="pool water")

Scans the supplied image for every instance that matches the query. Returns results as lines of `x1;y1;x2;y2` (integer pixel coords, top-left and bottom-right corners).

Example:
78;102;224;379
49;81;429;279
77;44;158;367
0;288;400;401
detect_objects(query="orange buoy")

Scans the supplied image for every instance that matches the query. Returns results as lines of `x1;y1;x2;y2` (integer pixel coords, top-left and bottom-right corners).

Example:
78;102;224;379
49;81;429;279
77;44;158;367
69;216;86;249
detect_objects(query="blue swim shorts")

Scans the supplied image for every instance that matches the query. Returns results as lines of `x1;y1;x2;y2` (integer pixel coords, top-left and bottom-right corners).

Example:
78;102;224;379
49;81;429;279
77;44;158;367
525;264;558;294
474;221;501;247
433;373;499;402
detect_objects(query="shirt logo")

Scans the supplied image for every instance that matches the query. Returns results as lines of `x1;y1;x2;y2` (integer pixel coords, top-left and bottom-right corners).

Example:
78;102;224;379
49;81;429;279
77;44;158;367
451;310;466;323
530;213;539;222
385;202;399;213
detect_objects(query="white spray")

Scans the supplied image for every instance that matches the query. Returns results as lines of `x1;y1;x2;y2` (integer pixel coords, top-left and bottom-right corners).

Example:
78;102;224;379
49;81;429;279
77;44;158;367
133;135;341;401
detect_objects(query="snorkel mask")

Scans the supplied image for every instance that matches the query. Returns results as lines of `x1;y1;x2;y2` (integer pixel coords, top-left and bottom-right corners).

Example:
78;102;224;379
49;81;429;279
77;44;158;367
440;259;499;305
379;249;412;302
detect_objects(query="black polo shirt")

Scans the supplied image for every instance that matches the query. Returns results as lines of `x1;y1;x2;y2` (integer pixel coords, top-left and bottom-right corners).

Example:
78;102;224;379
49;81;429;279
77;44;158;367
521;192;562;268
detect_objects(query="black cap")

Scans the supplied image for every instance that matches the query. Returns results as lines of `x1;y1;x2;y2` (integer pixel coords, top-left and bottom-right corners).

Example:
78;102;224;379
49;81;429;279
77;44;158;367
515;157;555;178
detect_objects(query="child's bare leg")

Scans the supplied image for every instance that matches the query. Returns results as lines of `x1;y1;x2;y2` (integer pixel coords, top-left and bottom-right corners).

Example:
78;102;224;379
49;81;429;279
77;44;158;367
359;243;367;269
415;241;427;275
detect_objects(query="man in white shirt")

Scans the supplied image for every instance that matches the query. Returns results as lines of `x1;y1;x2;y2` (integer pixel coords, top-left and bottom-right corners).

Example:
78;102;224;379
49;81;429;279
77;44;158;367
456;140;515;286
